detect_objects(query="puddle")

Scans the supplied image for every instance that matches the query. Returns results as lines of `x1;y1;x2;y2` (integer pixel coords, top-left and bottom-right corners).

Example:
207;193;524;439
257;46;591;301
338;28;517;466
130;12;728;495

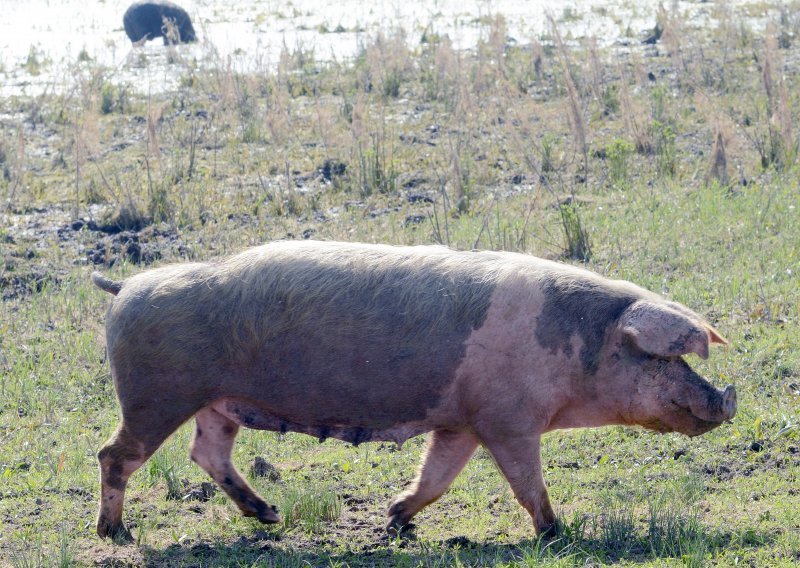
0;0;769;97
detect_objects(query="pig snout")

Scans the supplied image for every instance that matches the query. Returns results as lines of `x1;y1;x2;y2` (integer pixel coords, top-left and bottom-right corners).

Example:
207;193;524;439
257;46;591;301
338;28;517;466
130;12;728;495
680;382;737;436
721;384;737;420
692;383;737;423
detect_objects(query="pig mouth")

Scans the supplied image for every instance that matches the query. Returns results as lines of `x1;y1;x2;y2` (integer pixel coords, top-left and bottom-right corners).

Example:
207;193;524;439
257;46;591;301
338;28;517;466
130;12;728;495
635;406;721;436
668;399;726;436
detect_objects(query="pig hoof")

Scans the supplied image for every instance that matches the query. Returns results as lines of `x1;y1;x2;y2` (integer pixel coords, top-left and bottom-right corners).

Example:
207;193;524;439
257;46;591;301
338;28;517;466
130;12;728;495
386;501;413;534
538;522;559;540
97;521;133;544
386;508;416;536
112;526;134;545
386;519;417;537
256;503;281;524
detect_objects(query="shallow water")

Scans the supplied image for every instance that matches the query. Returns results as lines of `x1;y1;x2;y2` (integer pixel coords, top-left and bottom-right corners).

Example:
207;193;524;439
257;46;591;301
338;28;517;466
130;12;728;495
0;0;767;96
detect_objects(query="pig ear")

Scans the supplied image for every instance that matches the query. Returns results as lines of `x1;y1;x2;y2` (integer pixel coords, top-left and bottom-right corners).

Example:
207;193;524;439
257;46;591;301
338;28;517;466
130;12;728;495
620;302;718;359
662;301;729;347
706;326;728;346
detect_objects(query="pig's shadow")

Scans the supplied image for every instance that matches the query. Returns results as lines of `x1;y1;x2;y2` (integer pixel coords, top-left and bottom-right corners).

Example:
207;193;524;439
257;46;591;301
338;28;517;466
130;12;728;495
134;527;776;567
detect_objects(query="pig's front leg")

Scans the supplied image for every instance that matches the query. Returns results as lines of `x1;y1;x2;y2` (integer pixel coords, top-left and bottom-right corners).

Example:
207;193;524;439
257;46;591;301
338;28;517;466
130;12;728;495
483;434;556;535
386;429;479;534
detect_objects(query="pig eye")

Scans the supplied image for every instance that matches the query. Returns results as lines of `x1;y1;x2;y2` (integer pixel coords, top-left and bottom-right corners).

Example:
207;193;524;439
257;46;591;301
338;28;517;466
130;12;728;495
620;335;650;360
650;353;682;364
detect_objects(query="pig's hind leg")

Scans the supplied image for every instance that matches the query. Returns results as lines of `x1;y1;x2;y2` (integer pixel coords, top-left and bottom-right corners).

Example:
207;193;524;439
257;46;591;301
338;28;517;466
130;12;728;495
386;429;478;534
190;406;281;524
97;414;186;540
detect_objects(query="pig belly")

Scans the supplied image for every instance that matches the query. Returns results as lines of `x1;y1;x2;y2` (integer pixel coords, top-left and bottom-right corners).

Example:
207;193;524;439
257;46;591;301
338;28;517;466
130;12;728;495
210;396;434;447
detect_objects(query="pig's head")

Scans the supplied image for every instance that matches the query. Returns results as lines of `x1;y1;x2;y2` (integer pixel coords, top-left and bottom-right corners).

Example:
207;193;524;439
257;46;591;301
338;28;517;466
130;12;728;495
601;301;737;437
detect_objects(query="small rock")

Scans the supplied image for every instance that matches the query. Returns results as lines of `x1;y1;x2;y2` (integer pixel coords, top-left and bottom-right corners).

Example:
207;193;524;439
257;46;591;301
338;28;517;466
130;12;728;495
320;159;347;181
444;535;476;549
198;481;217;501
252;529;279;541
404;215;426;228
125;241;142;263
406;193;432;203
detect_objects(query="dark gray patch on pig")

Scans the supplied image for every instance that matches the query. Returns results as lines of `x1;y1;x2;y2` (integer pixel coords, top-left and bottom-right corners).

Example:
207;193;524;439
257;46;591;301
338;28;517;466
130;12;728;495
668;328;704;356
535;274;637;375
217;255;498;429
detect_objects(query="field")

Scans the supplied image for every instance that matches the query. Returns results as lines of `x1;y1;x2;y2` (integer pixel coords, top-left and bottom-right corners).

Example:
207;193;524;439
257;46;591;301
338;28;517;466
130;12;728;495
0;1;799;566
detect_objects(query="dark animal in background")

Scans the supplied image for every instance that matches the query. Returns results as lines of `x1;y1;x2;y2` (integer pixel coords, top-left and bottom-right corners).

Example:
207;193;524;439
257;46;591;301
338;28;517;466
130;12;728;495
123;1;197;45
91;240;736;540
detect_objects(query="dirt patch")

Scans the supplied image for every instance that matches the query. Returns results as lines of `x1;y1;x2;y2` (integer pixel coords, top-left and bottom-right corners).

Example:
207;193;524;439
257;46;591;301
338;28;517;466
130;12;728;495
699;444;800;483
84;230;162;267
179;480;218;503
86;543;147;567
0;205;197;305
69;217;189;267
0;267;59;300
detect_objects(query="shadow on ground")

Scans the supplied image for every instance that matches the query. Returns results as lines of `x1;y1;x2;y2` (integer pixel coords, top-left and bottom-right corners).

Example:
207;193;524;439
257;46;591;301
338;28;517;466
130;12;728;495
95;526;777;567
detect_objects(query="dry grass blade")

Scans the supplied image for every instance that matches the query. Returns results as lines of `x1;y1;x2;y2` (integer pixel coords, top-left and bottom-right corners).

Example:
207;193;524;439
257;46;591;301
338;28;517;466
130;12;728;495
547;13;588;175
707;129;729;187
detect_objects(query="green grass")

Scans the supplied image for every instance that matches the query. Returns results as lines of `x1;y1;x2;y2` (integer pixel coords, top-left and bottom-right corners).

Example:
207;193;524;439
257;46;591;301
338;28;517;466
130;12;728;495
1;0;800;565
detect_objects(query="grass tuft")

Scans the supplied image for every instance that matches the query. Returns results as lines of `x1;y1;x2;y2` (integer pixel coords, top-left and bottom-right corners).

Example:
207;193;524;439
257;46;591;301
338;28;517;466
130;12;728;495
281;487;342;532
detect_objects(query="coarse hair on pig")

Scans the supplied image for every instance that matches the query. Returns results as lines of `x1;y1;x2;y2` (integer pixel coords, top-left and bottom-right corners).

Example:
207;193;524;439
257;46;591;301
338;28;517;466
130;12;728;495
99;241;507;374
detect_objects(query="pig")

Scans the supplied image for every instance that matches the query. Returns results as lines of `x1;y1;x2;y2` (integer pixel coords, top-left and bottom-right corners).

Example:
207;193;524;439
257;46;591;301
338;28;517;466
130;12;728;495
123;1;197;45
91;240;736;540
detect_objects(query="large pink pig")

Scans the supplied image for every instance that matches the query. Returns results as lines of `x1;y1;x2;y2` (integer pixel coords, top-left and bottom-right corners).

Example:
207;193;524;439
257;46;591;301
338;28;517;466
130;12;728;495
91;240;736;539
